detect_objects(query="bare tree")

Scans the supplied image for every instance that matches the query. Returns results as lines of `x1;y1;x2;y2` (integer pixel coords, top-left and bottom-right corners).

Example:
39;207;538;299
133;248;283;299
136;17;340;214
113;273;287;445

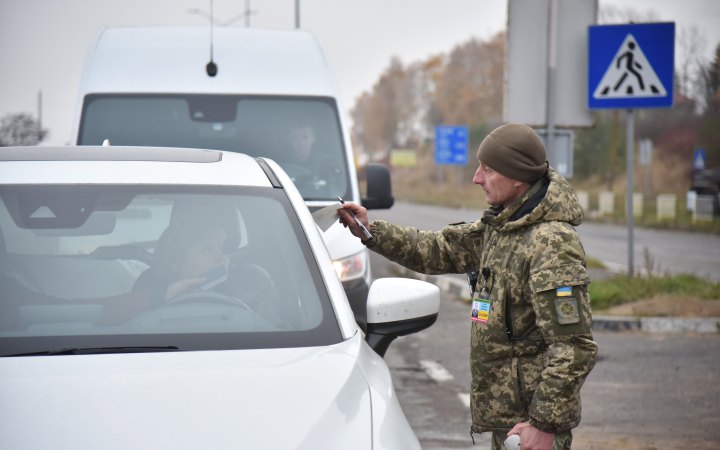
696;43;720;115
0;113;48;146
350;33;505;160
350;57;434;159
677;25;707;104
432;33;504;127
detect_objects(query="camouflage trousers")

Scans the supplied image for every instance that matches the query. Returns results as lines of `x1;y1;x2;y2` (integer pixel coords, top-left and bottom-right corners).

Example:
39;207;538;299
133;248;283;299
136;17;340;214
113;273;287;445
490;430;572;450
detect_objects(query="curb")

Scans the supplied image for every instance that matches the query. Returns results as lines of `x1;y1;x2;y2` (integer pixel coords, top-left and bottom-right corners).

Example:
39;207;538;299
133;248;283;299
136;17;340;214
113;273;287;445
592;316;720;334
389;266;720;334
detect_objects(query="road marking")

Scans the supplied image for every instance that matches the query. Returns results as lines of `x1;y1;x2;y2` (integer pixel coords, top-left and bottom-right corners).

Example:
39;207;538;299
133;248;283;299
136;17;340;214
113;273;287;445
419;359;454;382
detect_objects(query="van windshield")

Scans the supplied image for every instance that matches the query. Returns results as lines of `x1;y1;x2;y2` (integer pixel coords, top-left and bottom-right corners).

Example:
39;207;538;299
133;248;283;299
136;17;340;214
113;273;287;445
78;95;350;201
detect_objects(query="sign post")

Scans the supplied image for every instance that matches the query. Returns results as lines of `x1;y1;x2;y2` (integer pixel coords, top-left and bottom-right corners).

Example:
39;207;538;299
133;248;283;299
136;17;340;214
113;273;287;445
588;22;674;276
639;138;653;201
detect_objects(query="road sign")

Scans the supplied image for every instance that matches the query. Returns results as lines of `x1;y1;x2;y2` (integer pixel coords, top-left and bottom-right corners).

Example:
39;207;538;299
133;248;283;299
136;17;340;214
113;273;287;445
435;125;468;166
693;148;706;171
639;139;652;166
390;149;417;168
535;128;574;178
588;22;675;109
505;0;596;127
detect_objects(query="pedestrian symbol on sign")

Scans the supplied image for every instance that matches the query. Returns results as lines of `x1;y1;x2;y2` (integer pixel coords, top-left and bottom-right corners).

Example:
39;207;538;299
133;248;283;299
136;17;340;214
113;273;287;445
593;34;667;99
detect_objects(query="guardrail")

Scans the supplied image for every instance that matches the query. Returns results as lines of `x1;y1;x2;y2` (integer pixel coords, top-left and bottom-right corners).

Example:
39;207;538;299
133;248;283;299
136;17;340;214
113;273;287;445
576;191;718;223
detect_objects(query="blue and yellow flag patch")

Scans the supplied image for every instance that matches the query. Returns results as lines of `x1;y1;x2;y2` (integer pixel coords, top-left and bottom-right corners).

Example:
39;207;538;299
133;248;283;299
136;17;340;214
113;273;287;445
556;286;573;297
554;286;580;324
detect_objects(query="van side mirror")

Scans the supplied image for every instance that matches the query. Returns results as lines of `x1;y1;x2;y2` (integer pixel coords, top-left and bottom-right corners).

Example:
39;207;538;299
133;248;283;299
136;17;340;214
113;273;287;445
362;163;394;210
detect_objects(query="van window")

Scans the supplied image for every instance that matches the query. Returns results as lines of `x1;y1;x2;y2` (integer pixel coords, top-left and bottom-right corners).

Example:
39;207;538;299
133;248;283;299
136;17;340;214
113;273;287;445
78;95;350;201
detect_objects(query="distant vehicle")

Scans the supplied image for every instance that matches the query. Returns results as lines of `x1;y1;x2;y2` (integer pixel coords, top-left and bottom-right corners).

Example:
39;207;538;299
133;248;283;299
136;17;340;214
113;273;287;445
0;145;439;450
691;167;720;214
70;26;394;328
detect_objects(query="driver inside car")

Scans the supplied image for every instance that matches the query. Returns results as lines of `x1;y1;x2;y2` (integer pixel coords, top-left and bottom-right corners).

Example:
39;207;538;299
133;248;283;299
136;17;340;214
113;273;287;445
133;222;230;300
131;211;280;326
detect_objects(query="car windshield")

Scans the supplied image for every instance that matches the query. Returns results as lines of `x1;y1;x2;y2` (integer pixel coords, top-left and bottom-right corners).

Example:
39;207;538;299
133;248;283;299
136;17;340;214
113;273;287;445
77;95;350;202
0;185;341;356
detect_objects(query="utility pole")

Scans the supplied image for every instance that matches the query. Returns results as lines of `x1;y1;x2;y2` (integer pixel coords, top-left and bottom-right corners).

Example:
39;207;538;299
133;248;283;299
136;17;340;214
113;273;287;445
37;90;43;143
187;1;256;27
545;0;558;171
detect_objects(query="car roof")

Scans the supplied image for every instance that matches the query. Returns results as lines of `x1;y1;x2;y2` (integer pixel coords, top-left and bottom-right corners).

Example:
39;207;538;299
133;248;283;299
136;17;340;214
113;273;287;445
0;146;276;187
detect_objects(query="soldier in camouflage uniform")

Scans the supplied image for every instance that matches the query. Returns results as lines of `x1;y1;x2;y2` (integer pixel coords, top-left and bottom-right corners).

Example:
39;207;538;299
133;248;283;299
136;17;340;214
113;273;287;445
339;123;598;450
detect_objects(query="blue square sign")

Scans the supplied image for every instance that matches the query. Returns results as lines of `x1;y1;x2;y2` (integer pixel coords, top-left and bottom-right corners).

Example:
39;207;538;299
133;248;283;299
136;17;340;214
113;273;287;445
588;22;675;109
435;125;468;166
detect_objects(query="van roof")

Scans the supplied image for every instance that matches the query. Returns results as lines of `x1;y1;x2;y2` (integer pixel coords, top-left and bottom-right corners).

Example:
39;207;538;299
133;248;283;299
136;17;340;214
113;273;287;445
80;27;338;97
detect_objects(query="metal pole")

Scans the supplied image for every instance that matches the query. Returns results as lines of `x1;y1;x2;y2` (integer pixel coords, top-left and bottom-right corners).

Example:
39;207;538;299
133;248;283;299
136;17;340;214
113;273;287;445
245;0;250;27
37;90;42;142
295;0;300;28
545;0;558;163
626;109;635;277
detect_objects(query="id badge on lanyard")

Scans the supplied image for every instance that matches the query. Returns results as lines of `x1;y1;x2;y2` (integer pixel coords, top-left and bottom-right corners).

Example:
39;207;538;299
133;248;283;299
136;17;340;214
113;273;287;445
470;268;492;323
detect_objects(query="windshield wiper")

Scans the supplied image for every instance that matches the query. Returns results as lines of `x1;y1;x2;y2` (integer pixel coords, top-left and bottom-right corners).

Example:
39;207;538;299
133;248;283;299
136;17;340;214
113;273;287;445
6;346;181;357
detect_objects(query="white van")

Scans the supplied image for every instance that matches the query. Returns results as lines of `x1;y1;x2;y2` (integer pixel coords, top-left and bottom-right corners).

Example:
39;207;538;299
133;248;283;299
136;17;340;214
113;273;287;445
70;27;394;328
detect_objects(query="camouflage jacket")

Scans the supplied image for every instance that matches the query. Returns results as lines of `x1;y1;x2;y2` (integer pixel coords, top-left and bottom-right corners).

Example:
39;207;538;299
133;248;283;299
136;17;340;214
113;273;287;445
366;168;598;434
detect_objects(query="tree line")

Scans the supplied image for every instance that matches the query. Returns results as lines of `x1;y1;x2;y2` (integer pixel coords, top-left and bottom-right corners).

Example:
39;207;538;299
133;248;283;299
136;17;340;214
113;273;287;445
350;30;719;192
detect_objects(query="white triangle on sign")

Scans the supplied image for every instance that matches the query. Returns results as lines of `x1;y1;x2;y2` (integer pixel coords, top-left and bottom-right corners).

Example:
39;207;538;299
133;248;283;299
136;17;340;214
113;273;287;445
593;33;667;99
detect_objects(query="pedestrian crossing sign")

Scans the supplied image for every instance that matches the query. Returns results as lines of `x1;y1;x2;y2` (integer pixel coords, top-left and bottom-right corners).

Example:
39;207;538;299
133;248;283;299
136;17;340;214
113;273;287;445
588;22;675;109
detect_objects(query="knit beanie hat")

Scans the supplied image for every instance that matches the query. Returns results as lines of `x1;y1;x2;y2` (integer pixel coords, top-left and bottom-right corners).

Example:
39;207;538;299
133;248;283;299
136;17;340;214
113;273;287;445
476;123;548;183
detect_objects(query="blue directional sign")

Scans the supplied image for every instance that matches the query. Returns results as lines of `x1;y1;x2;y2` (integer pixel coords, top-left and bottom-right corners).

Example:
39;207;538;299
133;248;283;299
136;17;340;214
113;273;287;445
435;125;468;166
693;148;706;171
588;22;675;109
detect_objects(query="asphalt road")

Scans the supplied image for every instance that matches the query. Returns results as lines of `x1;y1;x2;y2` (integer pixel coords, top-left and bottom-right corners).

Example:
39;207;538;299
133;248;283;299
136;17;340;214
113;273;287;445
368;201;720;450
382;281;720;450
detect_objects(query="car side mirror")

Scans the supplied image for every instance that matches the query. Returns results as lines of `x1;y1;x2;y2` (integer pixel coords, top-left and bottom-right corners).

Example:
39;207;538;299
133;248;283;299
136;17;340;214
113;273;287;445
364;278;440;357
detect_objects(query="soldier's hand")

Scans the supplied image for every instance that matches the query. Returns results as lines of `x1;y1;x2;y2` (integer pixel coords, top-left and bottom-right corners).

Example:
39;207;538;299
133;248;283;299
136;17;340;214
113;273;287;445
337;203;370;240
507;422;553;450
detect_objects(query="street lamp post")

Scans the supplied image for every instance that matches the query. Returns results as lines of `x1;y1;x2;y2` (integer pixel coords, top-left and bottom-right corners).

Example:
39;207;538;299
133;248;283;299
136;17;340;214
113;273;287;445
187;2;256;27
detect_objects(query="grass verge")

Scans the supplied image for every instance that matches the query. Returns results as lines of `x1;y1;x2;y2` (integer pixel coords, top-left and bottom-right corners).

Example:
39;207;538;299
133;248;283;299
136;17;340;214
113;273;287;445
589;273;720;311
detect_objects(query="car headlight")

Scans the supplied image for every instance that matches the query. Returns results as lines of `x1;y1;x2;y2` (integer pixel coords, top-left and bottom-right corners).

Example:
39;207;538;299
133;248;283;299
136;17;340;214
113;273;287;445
332;251;367;282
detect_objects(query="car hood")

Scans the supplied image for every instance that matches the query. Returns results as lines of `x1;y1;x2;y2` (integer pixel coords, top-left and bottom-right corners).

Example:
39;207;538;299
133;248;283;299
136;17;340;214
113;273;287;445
0;335;387;450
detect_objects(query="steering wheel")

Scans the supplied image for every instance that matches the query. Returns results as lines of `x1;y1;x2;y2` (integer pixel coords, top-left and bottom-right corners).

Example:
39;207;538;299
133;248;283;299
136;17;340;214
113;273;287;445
164;291;255;314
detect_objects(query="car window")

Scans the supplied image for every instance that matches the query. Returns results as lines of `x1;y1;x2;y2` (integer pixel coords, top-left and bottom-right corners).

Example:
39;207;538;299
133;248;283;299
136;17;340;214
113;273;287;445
78;94;350;201
0;185;341;355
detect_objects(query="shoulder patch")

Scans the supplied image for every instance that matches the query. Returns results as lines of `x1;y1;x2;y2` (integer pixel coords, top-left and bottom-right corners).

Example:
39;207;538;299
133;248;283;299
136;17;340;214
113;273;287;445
555;296;580;325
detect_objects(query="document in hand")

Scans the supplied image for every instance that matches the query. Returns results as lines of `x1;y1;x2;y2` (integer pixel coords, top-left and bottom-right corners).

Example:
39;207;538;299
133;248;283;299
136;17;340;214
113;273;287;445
311;202;343;232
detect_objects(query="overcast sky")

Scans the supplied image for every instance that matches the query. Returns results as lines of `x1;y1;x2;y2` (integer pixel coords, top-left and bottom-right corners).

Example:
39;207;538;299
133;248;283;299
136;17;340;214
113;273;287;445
1;0;718;146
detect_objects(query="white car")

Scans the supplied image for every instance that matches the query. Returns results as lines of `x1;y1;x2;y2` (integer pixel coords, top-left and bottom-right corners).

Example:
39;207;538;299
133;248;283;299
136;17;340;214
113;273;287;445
0;146;440;450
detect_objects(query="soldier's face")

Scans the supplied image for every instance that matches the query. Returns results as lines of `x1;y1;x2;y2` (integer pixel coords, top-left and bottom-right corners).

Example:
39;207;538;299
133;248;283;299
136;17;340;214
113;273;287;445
473;162;524;207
